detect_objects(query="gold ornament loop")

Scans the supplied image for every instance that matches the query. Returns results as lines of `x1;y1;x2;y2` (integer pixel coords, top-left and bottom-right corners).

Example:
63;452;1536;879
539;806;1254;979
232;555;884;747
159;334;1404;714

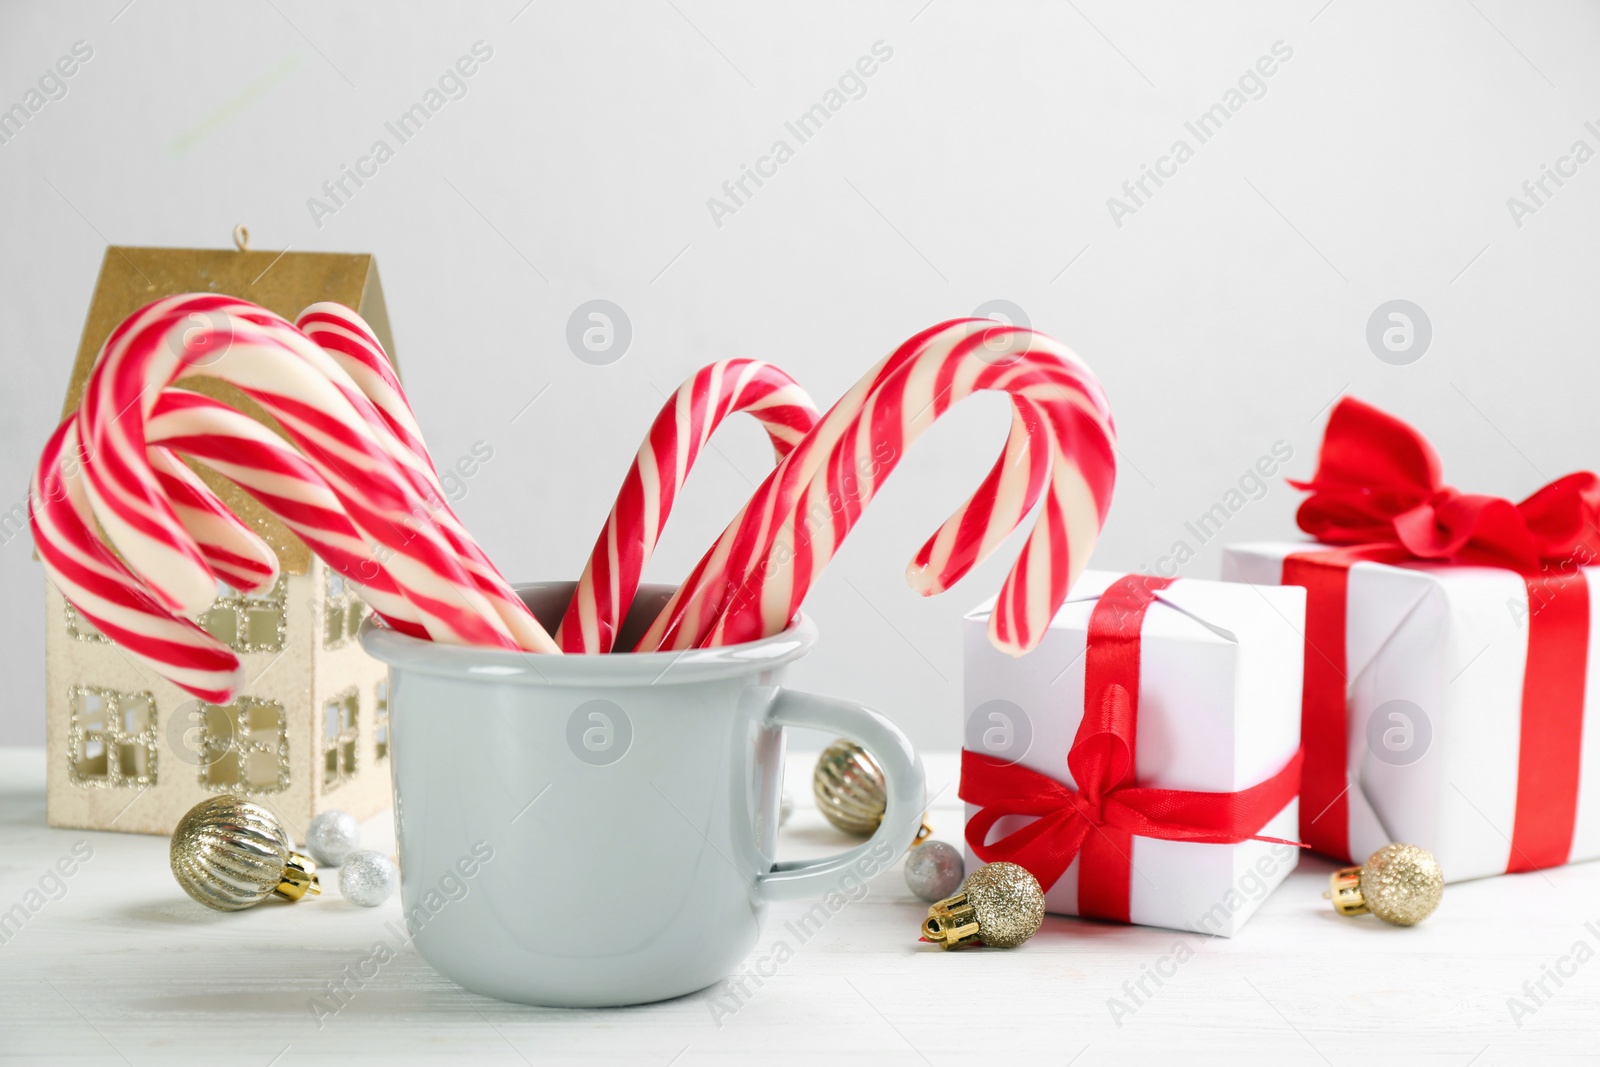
232;224;251;252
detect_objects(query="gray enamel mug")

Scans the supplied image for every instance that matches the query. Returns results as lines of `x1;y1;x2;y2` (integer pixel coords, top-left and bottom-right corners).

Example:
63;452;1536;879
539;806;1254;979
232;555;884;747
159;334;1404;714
361;582;925;1007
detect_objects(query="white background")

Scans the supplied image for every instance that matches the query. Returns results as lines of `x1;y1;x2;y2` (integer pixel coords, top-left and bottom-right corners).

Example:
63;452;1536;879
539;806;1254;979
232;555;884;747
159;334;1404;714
3;0;1598;750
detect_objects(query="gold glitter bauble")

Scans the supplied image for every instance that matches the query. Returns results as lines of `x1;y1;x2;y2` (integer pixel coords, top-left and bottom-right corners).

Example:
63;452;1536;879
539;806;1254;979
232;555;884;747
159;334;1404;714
922;861;1045;949
813;739;886;836
170;795;321;911
1327;843;1443;926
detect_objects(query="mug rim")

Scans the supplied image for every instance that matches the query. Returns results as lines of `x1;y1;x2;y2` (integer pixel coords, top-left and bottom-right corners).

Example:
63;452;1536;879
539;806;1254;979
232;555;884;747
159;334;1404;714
359;581;817;688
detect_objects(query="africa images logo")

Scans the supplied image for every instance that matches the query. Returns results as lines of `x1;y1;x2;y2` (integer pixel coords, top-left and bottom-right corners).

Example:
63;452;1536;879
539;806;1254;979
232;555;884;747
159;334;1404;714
1105;40;1293;228
705;41;894;228
306;42;494;229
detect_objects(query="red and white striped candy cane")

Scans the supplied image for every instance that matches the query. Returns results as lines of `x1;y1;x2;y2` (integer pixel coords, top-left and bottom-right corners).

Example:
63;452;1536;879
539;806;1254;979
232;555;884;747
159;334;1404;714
30;418;246;701
642;319;1115;655
709;321;1114;653
75;294;556;652
208;297;557;652
143;444;281;595
634;320;1068;652
145;388;430;642
296;303;433;469
552;359;819;653
292;302;551;653
210;299;554;652
28;381;444;703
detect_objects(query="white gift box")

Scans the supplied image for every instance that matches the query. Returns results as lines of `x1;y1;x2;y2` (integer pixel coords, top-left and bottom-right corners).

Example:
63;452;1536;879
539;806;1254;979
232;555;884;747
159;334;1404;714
961;571;1305;937
1224;542;1600;883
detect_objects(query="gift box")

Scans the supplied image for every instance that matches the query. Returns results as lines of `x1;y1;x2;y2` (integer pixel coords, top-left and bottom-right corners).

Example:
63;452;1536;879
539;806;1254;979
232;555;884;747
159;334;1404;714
960;571;1305;937
1222;397;1600;882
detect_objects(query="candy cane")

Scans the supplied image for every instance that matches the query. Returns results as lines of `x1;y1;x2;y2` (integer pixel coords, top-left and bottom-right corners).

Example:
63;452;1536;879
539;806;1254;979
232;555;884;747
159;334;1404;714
292;303;550;653
642;319;1114;655
714;321;1113;653
635;320;1063;652
144;388;430;641
296;303;433;471
30;418;246;701
75;294;556;652
27;382;442;703
144;446;281;595
551;359;819;653
216;302;553;652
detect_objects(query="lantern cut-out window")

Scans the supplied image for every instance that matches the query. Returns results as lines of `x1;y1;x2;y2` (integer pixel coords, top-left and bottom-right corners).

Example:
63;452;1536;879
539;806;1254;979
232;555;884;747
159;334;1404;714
197;576;288;655
68;685;158;788
374;679;389;762
322;569;368;650
322;687;359;790
195;696;290;795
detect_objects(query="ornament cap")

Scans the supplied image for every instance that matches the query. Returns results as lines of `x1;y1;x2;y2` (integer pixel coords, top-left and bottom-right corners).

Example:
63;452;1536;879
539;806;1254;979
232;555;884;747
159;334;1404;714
922;895;984;949
275;852;322;901
1326;864;1368;916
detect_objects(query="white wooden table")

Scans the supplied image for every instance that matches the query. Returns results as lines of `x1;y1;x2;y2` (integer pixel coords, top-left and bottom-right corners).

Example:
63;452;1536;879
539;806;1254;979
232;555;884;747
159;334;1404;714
1;746;1594;1066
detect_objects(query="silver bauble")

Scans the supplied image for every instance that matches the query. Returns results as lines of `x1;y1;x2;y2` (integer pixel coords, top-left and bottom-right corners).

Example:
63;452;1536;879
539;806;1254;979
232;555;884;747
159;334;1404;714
904;839;965;902
306;809;361;867
338;850;398;907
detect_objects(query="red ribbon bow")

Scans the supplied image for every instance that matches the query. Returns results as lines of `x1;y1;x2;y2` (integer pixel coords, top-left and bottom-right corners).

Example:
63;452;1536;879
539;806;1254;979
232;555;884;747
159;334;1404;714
961;574;1304;923
1292;397;1600;574
1284;398;1595;868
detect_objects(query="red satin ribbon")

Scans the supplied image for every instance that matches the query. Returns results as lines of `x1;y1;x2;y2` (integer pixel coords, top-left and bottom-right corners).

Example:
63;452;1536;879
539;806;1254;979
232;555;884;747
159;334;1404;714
1285;398;1593;866
961;574;1305;923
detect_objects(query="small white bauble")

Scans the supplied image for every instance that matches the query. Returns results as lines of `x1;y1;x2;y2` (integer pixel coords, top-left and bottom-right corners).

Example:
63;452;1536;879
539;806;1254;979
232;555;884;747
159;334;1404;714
904;839;965;902
338;850;398;907
305;809;361;867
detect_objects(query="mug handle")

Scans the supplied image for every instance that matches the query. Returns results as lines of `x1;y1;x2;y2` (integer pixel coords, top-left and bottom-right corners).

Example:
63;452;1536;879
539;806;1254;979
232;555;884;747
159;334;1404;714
753;685;927;902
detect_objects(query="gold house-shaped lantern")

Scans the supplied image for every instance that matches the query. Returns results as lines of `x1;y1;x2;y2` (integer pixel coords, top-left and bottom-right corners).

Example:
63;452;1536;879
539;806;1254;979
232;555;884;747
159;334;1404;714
44;242;396;837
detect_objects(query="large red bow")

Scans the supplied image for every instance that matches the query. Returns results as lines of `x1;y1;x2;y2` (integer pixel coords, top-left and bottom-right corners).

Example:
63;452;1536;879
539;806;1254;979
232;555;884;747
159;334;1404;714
961;574;1303;923
1292;397;1600;573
